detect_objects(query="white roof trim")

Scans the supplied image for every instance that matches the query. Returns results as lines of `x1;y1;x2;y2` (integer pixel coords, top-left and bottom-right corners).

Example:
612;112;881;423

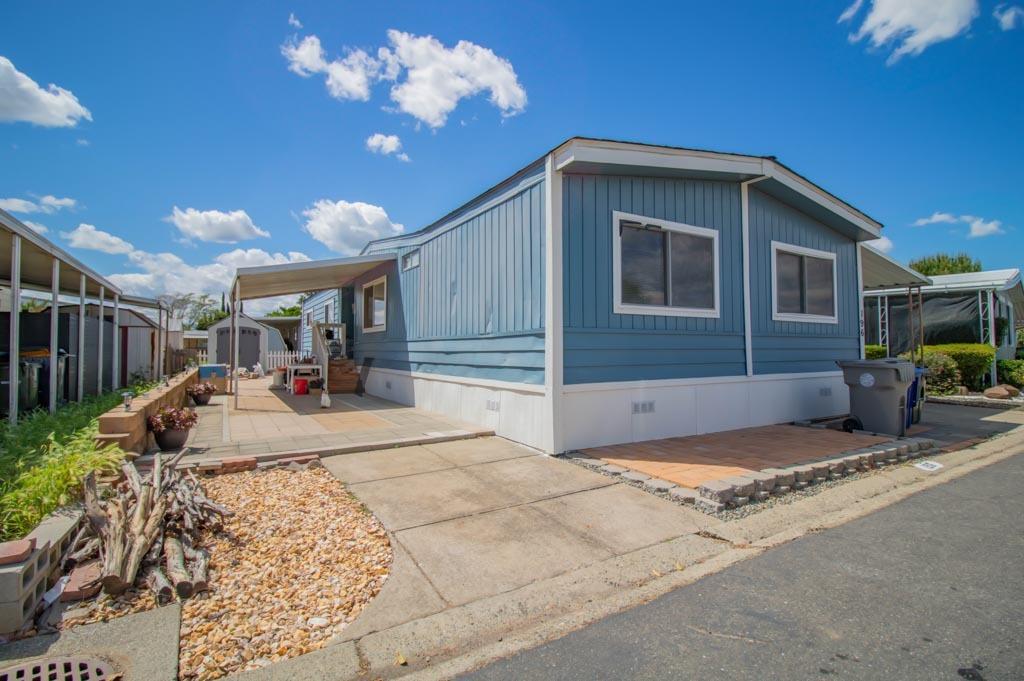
860;244;931;290
232;253;395;300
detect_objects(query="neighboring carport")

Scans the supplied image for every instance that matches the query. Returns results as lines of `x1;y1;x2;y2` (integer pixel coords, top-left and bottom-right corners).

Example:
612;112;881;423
859;244;931;361
1;209;166;423
227;254;396;406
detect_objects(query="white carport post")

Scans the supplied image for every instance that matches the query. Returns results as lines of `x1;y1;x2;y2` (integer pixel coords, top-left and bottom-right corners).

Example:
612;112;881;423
8;234;22;425
96;286;105;394
77;274;85;401
157;305;165;380
232;281;240;409
112;294;120;390
987;289;997;386
49;258;60;413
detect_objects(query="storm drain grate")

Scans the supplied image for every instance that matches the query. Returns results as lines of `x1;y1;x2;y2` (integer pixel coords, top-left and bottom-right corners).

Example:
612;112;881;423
0;657;115;681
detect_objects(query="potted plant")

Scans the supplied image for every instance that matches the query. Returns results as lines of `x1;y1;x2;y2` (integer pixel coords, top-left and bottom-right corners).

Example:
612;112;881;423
148;406;199;451
186;381;217;406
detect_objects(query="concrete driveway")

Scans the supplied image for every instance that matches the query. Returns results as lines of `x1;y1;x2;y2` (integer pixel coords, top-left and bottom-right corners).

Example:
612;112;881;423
320;437;710;633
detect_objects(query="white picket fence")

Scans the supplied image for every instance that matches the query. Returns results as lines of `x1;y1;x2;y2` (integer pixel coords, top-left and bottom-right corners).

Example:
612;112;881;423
266;350;302;369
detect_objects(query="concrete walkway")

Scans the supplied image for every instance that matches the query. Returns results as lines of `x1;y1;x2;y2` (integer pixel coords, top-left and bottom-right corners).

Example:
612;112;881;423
462;447;1024;680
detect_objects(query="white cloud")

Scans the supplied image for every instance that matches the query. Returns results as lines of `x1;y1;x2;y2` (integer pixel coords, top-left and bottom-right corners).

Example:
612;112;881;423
0;55;92;127
76;138;90;146
0;194;76;214
961;214;1004;238
165;206;270;243
281;35;379;101
0;198;39;213
288;12;303;29
365;133;410;161
865;235;894;253
994;4;1024;29
23;220;48;234
913;211;1007;238
60;223;135;254
840;0;979;64
110;248;312;316
379;30;527;128
282;29;526;128
913;211;958;226
301;199;404;255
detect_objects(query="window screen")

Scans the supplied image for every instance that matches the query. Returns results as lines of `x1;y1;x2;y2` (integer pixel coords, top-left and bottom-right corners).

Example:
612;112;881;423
618;218;716;312
774;246;835;319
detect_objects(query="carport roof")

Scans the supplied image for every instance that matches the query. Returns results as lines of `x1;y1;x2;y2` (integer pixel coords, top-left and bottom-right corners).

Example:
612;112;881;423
232;253;395;300
860;245;930;291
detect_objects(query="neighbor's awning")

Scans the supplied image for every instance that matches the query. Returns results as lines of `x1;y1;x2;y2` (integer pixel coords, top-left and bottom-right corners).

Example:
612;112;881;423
860;244;930;291
232;254;396;300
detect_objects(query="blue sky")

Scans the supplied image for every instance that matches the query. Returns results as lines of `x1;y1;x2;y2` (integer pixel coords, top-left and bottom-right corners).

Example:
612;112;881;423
1;1;1022;311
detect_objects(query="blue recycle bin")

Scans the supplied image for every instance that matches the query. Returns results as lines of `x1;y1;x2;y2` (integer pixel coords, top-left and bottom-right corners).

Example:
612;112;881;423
198;364;228;380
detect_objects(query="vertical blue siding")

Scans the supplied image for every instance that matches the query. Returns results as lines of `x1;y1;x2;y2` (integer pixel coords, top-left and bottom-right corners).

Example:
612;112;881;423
748;188;860;373
353;164;546;385
561;174;747;384
300;289;340;355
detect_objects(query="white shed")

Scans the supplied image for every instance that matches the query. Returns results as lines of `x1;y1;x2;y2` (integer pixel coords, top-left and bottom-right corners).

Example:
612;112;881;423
207;313;286;369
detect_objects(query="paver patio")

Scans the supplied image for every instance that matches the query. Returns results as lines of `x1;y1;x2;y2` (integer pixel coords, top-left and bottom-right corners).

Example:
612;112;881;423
582;402;1022;490
178;377;491;462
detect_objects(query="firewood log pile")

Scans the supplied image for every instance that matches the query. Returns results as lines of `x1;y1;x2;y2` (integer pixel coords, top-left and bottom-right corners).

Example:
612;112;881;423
70;453;233;602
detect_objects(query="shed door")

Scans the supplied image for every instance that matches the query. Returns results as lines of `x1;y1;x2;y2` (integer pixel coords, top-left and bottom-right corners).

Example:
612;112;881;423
216;327;261;368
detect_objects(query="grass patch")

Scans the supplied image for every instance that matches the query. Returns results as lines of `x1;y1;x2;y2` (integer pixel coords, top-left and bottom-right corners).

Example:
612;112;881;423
0;381;159;541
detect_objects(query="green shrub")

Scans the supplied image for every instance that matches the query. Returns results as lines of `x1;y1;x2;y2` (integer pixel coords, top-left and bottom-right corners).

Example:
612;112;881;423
998;359;1024;389
0;380;160;541
926;343;995;390
920;351;960;396
865;344;888;359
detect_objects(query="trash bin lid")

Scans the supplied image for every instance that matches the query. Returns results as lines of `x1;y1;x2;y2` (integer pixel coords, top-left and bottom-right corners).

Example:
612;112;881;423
837;359;915;383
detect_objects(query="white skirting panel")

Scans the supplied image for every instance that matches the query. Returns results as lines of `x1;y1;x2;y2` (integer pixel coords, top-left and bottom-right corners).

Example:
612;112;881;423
358;367;549;451
561;372;849;451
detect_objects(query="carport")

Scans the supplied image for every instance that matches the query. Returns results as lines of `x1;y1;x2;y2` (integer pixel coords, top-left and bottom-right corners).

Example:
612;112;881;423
2;209;166;423
859;244;930;361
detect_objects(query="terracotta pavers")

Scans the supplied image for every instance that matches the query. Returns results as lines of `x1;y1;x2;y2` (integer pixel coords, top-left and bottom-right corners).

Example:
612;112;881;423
583;425;890;490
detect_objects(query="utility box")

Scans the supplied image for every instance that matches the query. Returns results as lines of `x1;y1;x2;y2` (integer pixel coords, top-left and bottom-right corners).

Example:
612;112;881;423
837;359;916;437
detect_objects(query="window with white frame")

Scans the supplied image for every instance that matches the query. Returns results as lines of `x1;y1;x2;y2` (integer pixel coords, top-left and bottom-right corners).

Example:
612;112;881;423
323;301;332;323
401;250;420;271
771;241;837;323
612;211;719;318
361;276;387;333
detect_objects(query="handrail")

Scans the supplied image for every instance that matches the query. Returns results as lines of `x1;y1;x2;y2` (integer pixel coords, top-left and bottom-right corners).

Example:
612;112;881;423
311;322;347;392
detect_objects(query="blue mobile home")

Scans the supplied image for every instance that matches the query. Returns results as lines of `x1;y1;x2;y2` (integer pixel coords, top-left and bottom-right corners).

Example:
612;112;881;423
245;138;892;453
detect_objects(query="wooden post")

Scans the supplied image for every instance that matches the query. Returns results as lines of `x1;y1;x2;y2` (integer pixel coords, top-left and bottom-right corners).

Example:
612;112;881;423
8;235;21;425
49;258;60;412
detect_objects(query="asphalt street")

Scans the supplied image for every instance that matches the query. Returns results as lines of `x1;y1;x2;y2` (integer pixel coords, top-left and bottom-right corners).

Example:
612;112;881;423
462;451;1024;680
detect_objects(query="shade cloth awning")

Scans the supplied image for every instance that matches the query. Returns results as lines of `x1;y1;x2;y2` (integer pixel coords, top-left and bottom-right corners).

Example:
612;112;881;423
232;254;396;300
860;245;930;291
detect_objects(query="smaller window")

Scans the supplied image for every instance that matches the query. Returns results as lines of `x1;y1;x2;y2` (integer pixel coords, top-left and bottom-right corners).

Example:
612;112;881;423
323;301;332;323
361;276;387;333
305;312;312;327
402;250;420;271
771;241;837;323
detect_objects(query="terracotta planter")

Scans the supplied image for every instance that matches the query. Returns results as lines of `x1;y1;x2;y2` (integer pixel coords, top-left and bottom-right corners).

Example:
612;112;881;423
190;392;212;406
154;427;190;451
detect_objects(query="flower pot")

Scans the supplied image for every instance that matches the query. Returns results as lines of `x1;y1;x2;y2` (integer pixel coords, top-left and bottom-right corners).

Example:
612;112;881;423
154;427;190;451
191;392;212;406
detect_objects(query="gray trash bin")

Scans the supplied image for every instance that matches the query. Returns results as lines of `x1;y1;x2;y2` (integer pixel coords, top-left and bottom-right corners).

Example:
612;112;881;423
837;359;916;436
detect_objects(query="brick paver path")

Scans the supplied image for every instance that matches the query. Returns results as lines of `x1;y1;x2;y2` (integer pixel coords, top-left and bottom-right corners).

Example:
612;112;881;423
584;425;890;489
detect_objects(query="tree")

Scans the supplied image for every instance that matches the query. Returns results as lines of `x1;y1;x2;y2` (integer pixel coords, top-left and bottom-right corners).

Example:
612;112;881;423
158;293;223;329
266;304;302;317
195;309;228;330
908;252;982;276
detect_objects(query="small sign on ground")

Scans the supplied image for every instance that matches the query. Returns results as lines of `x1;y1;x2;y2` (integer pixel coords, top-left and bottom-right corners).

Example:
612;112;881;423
914;460;943;472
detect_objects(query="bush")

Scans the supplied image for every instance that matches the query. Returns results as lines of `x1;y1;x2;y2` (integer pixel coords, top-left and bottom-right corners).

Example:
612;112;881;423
0;380;160;541
865;344;888;359
998;359;1024;389
921;351;961;396
926;343;995;391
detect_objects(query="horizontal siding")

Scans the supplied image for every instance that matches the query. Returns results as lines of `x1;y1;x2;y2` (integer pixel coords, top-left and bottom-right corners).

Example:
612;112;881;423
561;174;745;383
354;176;546;386
748;188;860;374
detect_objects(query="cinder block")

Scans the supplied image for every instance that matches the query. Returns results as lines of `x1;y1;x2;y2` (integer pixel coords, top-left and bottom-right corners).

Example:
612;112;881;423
790;465;816;483
721;476;756;497
698;479;734;503
695;497;726;514
278;454;318;466
600;464;627;475
645;479;677;493
753;491;771;502
743;470;777;493
773;485;792;495
842;454;866;472
732;495;750;507
621;471;651;483
669;487;697;504
810;462;830;481
762;468;796;487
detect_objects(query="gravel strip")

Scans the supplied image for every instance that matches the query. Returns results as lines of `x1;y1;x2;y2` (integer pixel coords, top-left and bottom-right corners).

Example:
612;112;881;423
178;467;391;680
59;467;392;681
